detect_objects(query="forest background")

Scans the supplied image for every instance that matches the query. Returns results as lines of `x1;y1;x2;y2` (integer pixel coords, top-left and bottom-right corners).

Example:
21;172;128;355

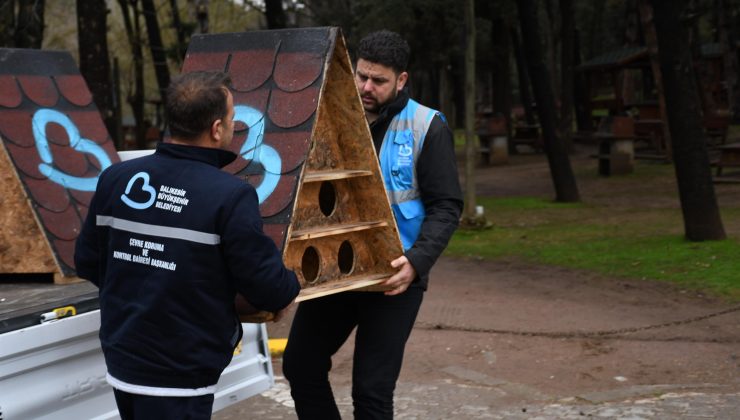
3;0;740;299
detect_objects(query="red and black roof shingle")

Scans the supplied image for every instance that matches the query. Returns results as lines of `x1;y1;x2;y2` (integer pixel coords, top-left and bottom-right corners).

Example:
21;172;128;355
182;28;337;249
0;48;121;276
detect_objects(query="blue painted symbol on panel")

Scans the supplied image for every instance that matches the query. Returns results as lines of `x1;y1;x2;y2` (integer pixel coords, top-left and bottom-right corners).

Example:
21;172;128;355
121;172;156;209
32;108;112;191
234;105;282;204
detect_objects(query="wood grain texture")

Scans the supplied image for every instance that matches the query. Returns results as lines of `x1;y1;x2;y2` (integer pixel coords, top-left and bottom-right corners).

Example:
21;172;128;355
0;141;57;275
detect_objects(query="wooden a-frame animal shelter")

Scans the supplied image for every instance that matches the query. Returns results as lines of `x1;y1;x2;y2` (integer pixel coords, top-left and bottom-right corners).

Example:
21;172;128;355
0;28;403;305
0;48;120;283
182;27;404;302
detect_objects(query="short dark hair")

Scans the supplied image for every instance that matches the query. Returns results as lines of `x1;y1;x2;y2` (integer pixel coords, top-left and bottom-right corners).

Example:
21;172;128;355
356;30;410;74
165;71;231;140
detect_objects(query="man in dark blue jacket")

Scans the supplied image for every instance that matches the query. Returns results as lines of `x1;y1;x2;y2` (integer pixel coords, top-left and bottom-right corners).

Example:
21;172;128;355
75;71;300;419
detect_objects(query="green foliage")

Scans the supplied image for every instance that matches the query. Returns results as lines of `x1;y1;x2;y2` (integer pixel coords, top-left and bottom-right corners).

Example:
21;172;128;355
447;195;740;300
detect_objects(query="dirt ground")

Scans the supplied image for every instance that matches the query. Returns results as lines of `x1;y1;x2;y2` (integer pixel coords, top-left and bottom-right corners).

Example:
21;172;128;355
216;146;740;419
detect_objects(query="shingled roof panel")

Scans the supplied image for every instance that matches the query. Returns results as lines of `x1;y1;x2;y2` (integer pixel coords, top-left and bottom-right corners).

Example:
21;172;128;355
223;156;250;174
90;140;118;171
55;75;94;107
53;238;76;270
70;188;94;208
45;121;74;145
75;202;89;221
0;75;22;107
18;75;59;107
263;223;287;249
3;142;45;179
229;50;277;91
267;87;319;128
66;110;112;145
232;89;271;115
48;141;90;176
256;173;298;217
0;110;34;146
37;205;81;241
0;48;121;278
180;51;231;73
23;175;71;212
263;131;311;174
274;51;324;92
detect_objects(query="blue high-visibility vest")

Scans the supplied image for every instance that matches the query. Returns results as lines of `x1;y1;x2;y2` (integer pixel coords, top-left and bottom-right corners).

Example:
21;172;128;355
378;98;441;250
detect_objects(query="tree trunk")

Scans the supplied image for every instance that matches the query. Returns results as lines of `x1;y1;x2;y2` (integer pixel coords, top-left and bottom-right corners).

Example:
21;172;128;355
142;0;170;108
510;27;536;125
188;0;209;34
15;0;44;49
585;0;606;61
718;0;738;116
0;0;15;47
169;0;188;64
439;62;454;128
112;58;124;150
560;0;575;148
463;0;478;220
621;0;640;106
118;0;147;149
77;0;116;146
517;0;580;202
491;16;512;132
265;0;287;29
544;0;560;100
650;0;726;241
688;0;712;113
573;29;593;132
638;0;673;157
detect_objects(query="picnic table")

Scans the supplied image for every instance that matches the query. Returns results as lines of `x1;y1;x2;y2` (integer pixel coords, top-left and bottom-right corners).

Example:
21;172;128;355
593;132;635;176
713;141;740;183
633;118;667;157
476;113;508;165
511;123;542;153
590;116;635;176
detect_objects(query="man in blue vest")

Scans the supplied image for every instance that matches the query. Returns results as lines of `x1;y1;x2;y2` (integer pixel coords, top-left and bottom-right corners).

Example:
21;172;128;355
75;71;300;419
283;30;463;419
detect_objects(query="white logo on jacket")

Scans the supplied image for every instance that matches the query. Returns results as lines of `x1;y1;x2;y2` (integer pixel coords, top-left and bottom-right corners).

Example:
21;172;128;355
121;172;156;210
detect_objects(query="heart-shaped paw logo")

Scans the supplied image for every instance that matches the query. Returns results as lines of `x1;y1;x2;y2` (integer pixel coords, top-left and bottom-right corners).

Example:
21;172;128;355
121;171;156;209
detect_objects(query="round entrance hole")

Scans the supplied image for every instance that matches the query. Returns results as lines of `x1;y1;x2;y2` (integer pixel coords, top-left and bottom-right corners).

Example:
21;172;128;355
301;246;321;284
318;181;337;217
337;240;354;275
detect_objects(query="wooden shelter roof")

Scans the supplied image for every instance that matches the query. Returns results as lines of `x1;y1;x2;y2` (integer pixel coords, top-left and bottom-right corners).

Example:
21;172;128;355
577;46;648;72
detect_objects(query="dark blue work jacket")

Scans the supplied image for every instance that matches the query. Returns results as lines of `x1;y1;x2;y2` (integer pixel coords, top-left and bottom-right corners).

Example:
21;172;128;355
75;142;299;392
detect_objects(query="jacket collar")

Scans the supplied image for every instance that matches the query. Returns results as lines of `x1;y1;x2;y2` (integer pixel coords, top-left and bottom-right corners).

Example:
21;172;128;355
155;142;237;168
372;89;410;128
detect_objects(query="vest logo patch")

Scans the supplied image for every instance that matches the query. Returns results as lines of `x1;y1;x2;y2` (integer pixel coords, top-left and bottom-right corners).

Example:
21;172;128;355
398;144;413;157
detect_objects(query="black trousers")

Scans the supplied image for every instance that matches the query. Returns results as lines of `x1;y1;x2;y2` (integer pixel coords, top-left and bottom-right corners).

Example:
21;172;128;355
283;288;424;420
113;388;214;420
